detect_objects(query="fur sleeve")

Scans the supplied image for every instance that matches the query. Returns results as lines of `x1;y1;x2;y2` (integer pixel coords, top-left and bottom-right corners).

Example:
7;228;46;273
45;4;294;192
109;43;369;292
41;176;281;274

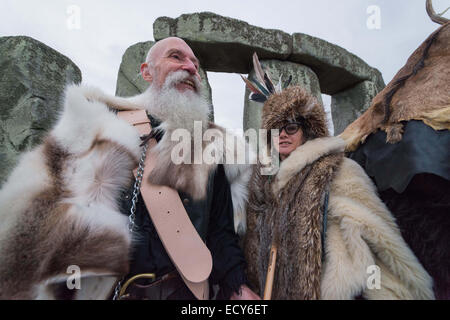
0;84;140;299
324;158;434;299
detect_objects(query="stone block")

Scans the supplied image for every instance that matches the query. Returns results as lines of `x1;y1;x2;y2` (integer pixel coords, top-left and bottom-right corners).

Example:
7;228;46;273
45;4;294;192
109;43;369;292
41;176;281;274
291;33;385;95
0;36;81;186
154;12;292;73
331;80;380;135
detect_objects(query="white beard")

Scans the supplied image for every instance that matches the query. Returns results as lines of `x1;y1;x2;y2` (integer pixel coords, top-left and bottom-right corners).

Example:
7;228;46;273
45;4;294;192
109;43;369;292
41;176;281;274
135;70;210;133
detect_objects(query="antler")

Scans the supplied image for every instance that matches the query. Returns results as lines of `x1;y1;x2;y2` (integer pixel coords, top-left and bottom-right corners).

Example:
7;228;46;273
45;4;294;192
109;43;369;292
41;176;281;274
426;0;449;25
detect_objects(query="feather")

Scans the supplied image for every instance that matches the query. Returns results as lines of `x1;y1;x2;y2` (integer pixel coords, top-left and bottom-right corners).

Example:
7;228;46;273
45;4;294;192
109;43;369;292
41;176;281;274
241;52;294;103
264;73;276;94
250;93;267;103
275;75;283;93
253;53;268;91
284;75;292;89
252;78;270;96
240;75;263;95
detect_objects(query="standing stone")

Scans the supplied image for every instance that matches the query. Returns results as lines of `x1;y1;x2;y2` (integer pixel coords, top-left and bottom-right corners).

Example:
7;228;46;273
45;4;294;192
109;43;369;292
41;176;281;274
115;40;214;121
331;80;380;135
243;60;322;134
153;12;292;73
115;41;154;97
0;36;81;186
291;33;385;95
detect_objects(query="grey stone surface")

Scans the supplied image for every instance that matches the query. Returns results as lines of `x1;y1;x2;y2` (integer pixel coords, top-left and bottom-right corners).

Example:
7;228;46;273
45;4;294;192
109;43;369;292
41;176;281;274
115;41;155;97
115;40;214;121
291;33;385;95
0;36;81;186
243;60;323;133
331;80;380;135
153;12;292;74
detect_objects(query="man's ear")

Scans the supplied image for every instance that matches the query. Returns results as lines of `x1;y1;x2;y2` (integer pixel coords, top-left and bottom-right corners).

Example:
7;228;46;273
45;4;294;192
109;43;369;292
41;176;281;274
141;63;153;83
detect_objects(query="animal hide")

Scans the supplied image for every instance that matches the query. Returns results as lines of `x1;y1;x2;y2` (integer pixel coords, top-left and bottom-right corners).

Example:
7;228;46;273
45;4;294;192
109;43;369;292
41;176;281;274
244;84;434;300
341;22;450;151
323;157;434;300
142;121;253;235
245;137;344;299
0;84;253;299
0;85;141;299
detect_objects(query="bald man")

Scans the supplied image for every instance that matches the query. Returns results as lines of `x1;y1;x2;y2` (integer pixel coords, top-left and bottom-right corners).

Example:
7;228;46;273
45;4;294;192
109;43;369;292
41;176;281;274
0;36;258;300
116;37;260;300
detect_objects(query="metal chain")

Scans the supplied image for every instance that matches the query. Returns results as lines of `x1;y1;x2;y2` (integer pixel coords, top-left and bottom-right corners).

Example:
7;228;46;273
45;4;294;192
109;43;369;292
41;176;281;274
128;142;148;232
112;142;148;300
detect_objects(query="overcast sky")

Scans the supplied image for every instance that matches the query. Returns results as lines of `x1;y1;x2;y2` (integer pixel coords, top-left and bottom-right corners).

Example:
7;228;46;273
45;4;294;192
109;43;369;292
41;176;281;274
1;0;448;133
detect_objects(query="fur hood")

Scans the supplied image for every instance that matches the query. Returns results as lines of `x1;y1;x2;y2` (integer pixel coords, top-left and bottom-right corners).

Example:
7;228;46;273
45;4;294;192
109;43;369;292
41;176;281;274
262;86;329;143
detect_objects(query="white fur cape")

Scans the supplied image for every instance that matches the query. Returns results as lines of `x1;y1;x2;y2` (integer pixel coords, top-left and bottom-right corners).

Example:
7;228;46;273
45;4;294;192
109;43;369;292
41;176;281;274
0;84;253;299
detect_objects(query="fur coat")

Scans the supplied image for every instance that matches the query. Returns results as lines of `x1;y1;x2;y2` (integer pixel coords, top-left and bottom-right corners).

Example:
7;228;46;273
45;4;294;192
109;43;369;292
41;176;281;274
0;84;252;299
244;86;434;300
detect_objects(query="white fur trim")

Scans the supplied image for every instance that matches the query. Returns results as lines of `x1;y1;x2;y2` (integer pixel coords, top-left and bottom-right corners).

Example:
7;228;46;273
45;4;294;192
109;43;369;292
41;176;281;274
224;162;253;236
320;158;435;300
217;126;256;235
0;146;51;245
53;84;141;158
273;136;346;194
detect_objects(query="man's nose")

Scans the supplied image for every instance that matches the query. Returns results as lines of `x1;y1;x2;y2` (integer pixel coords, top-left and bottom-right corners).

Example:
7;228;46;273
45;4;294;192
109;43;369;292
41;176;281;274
181;59;200;79
279;129;288;138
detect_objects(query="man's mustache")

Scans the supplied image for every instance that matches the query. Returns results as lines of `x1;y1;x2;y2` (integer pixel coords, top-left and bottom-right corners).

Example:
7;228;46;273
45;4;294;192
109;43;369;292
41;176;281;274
164;71;202;93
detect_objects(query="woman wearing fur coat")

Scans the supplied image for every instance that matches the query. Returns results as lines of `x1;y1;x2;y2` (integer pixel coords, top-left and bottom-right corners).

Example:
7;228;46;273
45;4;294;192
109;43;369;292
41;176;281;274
243;84;435;300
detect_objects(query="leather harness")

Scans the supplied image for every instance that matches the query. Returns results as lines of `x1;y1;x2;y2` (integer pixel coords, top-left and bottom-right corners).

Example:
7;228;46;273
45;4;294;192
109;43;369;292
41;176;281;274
117;110;212;300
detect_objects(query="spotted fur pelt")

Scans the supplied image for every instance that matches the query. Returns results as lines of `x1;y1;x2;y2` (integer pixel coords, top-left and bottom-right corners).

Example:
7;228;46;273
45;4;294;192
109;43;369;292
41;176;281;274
0;85;141;299
0;84;253;299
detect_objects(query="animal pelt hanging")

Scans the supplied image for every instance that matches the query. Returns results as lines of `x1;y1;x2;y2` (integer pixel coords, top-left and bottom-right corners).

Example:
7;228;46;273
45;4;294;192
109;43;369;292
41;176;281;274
341;22;450;151
0;84;252;299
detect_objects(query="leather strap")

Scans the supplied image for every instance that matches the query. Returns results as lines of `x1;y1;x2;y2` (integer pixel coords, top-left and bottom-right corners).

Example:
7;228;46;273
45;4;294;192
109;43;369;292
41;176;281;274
117;109;152;136
117;110;212;300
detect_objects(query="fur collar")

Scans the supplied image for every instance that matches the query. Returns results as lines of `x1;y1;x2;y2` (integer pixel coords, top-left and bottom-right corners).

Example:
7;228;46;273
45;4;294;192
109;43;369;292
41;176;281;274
82;85;253;235
273;136;346;194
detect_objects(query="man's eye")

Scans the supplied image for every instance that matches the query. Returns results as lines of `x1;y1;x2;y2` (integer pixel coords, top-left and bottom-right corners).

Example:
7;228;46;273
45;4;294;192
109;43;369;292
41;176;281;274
171;54;180;60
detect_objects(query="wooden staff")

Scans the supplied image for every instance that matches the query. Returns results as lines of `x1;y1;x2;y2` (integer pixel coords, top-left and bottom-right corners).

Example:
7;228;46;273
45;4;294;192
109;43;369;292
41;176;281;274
263;243;277;300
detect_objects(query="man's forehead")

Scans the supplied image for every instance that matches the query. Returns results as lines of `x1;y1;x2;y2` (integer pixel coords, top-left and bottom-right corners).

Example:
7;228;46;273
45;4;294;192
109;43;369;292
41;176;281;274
150;38;198;61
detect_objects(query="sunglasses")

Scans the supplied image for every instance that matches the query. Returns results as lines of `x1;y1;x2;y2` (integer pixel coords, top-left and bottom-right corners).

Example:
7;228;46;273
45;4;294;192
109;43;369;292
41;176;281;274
273;122;303;136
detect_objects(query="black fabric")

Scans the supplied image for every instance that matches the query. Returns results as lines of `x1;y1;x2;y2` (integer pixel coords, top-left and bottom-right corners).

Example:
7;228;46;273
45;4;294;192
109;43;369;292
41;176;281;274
350;120;450;299
350;120;450;193
206;164;248;299
379;174;450;300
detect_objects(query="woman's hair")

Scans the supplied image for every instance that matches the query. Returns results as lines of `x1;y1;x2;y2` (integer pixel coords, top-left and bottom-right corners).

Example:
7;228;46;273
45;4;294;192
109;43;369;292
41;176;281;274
295;116;310;142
